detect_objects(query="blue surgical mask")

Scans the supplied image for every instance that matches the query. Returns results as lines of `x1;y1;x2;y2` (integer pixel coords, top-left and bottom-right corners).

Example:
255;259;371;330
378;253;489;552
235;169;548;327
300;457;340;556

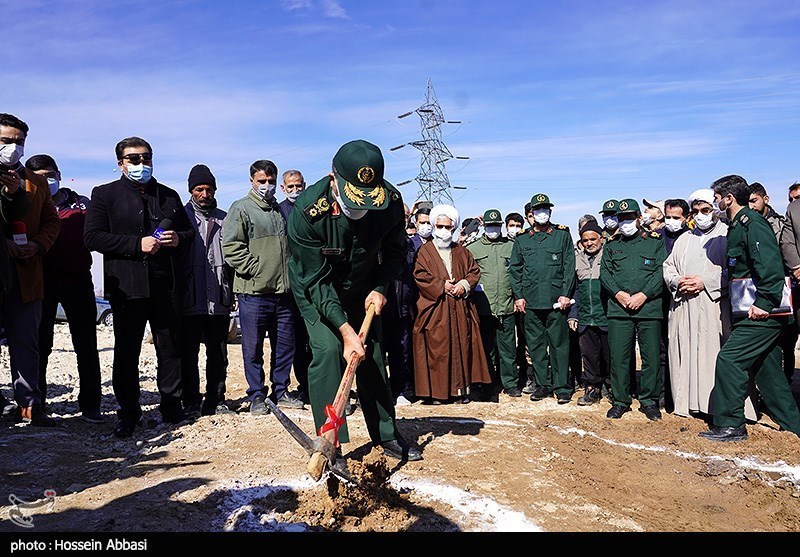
126;164;152;184
47;177;60;196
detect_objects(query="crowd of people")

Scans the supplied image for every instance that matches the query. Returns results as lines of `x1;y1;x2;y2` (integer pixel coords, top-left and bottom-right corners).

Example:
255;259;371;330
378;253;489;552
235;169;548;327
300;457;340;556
2;109;799;461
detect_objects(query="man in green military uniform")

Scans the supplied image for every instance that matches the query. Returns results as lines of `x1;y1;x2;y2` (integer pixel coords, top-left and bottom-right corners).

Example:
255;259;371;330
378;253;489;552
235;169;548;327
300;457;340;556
468;209;519;398
699;175;800;442
600;198;666;421
600;199;620;240
287;139;422;461
509;194;576;403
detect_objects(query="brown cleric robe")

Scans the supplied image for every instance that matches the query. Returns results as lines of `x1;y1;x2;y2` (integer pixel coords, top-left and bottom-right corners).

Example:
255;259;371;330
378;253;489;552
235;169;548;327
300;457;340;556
412;241;491;401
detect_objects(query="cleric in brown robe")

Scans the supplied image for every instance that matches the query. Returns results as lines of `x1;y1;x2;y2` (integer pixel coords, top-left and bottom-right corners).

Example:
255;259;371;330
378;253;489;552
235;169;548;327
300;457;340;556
412;204;491;404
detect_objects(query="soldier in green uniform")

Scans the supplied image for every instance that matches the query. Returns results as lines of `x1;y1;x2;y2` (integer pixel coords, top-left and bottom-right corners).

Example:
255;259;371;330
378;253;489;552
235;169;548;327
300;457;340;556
600;198;665;421
508;194;576;403
468;209;519;397
600;199;620;240
699;175;800;442
287;139;422;461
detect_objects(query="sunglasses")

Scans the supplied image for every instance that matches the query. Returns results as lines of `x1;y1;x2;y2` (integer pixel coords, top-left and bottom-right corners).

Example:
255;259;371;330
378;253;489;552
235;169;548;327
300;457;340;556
121;153;153;165
690;207;713;215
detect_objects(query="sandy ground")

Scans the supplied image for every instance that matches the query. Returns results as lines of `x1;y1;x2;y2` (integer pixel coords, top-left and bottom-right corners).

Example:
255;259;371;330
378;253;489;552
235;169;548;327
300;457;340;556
2;323;800;538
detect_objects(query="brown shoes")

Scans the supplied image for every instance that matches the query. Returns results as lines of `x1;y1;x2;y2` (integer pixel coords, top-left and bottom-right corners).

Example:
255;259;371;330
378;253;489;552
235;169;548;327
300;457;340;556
19;405;59;427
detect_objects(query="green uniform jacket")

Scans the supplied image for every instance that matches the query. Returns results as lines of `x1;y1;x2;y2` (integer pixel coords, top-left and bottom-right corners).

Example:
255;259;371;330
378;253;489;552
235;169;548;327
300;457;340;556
287;176;406;329
222;190;291;295
574;246;608;328
727;207;786;320
467;235;514;317
508;224;575;309
600;230;666;319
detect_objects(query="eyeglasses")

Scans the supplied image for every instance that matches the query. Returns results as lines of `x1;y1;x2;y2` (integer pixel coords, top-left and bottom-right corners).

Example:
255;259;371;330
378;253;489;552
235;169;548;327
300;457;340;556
121;153;153;165
690;207;713;215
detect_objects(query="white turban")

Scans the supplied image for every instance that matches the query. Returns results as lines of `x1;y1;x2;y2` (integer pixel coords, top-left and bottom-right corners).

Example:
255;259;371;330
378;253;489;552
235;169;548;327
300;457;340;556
688;188;715;205
430;204;460;230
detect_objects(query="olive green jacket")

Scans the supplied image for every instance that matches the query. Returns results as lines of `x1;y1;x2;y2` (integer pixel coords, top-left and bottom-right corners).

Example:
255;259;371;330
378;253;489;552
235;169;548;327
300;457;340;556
222;189;291;295
467;235;514;317
508;224;575;309
287;176;407;328
600;229;666;319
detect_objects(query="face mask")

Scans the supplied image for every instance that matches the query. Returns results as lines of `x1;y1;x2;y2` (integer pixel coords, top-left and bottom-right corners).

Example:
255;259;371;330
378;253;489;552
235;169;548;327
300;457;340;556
603;216;618;230
484;225;501;240
333;187;367;220
286;190;301;204
641;213;654;226
126;164;152;184
432;227;453;248
47;177;60;196
0;143;24;166
664;217;684;233
693;212;715;230
506;226;521;239
256;183;277;200
533;208;550;225
417;222;433;238
619;219;639;237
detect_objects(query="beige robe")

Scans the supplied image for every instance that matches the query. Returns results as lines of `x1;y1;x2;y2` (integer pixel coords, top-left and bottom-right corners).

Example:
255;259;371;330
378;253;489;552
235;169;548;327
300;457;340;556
663;221;757;420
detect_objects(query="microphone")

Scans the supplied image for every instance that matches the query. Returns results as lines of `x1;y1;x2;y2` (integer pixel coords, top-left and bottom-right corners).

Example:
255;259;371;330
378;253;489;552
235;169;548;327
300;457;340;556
11;220;27;246
152;218;172;241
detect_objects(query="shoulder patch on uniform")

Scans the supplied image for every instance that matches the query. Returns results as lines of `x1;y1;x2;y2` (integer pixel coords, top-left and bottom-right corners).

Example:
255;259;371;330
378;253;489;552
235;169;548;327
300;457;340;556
649;231;661;239
740;214;750;225
556;224;567;230
390;191;400;201
304;196;330;222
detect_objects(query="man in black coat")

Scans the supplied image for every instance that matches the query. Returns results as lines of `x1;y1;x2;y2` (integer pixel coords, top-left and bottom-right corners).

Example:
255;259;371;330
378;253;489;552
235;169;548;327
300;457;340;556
84;136;194;437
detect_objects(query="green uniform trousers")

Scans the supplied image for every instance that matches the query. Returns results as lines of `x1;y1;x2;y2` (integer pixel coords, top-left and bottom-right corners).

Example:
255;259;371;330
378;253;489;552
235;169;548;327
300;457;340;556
608;317;661;408
305;309;396;445
524;308;571;396
714;321;800;435
479;314;518;390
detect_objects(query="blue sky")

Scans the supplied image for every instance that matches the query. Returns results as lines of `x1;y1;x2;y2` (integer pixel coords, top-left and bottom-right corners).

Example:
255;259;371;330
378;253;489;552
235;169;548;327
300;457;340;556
7;0;800;238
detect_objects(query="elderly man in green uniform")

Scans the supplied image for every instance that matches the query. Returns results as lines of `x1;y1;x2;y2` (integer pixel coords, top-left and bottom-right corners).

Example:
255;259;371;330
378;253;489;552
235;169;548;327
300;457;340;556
287;139;422;461
468;209;519;398
509;194;576;403
699;175;800;442
600;198;666;421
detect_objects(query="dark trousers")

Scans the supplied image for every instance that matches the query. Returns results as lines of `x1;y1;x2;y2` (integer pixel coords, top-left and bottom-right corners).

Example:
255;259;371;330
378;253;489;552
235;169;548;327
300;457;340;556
383;308;415;399
479;313;517;390
289;296;311;398
2;271;42;408
238;293;295;402
38;279;102;413
524;308;571;396
305;308;395;445
109;285;183;424
515;312;530;387
714;322;800;434
608;317;661;408
180;314;230;408
568;328;583;389
578;325;610;388
781;320;798;382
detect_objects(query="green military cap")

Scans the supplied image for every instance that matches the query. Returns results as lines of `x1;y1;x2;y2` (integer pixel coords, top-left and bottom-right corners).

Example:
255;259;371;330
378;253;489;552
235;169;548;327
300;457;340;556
482;209;503;224
530;193;554;209
617;198;641;215
332;139;389;211
600;199;619;215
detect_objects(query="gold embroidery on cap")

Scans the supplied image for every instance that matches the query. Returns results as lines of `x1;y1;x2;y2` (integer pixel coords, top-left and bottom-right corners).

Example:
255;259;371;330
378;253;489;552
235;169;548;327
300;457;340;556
357;166;375;185
344;182;366;206
619;201;629;211
490;211;499;219
537;194;546;202
368;185;386;207
606;201;614;209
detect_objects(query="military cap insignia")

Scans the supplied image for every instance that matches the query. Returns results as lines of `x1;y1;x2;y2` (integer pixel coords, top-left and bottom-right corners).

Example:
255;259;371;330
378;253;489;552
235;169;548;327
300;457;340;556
537;194;546;202
344;182;366;206
606;201;615;209
619;201;629;211
368;185;386;207
357;166;375;185
489;210;499;220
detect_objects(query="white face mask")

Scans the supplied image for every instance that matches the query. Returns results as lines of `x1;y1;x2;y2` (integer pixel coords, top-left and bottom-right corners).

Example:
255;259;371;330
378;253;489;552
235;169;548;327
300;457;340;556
641;213;654;226
603;216;618;230
506;226;522;238
432;227;453;248
484;225;502;240
0;143;24;167
417;222;433;238
664;217;684;233
533;208;551;225
256;183;276;200
47;177;60;196
285;190;301;204
126;163;153;184
333;187;367;220
693;212;715;230
619;219;639;237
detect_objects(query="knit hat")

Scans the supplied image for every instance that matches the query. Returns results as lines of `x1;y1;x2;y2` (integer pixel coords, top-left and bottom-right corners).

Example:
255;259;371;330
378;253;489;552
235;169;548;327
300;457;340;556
188;164;216;192
579;221;603;237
